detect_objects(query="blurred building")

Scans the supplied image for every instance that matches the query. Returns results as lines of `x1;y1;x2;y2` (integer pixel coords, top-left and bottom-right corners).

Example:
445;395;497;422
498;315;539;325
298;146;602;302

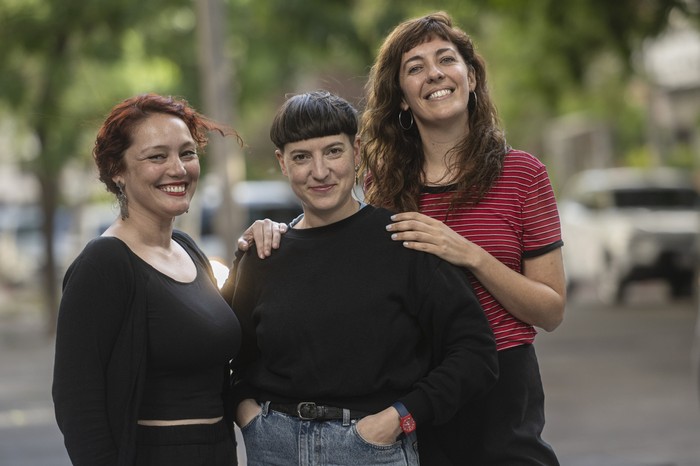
545;15;700;192
643;16;700;166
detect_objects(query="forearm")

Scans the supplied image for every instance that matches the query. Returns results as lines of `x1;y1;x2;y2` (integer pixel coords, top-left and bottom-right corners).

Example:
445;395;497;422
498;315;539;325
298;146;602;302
466;244;565;331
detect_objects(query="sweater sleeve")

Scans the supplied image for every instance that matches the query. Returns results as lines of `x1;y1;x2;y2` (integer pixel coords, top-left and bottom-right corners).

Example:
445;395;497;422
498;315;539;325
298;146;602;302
399;259;498;426
52;241;134;466
227;251;261;405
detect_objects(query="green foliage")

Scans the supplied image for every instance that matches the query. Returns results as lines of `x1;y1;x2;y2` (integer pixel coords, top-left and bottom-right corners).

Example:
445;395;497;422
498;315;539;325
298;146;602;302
0;0;696;325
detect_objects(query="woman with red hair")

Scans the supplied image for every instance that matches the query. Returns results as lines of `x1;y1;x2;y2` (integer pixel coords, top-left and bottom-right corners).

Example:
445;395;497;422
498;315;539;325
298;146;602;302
53;93;242;466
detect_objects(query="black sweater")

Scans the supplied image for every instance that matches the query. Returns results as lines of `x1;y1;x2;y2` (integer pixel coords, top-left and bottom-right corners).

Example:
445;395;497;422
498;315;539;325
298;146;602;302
223;205;497;428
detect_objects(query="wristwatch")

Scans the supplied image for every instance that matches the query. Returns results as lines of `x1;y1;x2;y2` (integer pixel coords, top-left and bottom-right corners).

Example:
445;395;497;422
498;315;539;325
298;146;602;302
392;402;416;435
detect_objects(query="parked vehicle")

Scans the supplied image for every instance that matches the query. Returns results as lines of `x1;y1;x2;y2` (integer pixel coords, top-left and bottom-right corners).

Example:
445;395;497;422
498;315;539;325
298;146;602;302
198;179;303;270
559;167;700;304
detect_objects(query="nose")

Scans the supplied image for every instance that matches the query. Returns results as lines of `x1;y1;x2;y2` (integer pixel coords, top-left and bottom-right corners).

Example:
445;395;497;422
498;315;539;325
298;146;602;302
427;63;445;82
310;156;330;180
168;155;188;176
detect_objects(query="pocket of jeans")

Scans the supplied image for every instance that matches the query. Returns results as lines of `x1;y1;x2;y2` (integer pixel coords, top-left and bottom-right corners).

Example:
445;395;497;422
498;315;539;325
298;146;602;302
351;423;400;449
239;406;263;431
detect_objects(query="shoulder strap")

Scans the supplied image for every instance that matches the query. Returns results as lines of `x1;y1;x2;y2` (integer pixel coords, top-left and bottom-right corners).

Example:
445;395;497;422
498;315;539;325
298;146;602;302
172;230;217;286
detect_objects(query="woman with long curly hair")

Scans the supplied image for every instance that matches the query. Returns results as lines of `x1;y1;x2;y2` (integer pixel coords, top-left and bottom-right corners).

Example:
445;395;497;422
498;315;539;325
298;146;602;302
360;11;565;465
237;11;565;465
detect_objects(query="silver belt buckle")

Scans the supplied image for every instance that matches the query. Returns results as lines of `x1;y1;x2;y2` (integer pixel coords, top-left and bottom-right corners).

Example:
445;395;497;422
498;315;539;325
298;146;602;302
297;402;318;420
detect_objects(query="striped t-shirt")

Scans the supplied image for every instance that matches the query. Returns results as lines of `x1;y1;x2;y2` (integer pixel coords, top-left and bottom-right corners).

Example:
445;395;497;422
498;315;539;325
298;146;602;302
419;149;563;351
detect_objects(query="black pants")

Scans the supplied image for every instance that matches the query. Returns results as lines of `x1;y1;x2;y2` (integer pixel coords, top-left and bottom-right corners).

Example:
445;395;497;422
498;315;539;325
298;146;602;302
420;344;559;465
135;419;237;466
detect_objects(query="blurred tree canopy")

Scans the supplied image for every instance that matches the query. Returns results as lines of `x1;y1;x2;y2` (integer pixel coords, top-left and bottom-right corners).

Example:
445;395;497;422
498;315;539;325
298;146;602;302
0;0;200;330
0;0;697;329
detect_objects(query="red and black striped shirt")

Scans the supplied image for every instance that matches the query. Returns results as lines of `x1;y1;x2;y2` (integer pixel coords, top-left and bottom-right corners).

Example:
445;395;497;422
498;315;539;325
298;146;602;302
419;149;563;351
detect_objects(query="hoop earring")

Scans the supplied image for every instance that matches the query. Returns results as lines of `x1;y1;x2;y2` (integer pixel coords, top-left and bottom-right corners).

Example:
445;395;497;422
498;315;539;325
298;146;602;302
398;109;414;130
116;182;129;220
469;91;478;114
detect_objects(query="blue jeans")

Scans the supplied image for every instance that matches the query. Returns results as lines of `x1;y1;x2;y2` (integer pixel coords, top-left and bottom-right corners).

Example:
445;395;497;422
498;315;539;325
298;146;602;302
241;402;419;466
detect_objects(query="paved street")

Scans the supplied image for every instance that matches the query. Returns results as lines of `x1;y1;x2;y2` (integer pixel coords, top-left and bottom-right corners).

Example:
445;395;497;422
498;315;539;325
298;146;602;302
0;282;699;465
538;283;700;466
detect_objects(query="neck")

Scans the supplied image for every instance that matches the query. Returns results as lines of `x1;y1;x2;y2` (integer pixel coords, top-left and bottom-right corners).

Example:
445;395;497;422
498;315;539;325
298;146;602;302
106;212;175;249
418;121;469;186
296;199;360;229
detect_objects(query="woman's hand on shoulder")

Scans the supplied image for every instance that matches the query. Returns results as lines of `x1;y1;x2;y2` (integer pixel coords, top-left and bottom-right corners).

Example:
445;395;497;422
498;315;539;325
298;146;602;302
237;219;288;259
386;211;479;269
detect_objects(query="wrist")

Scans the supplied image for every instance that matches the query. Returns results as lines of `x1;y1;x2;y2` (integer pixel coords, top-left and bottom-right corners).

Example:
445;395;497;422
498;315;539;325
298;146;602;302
391;402;416;436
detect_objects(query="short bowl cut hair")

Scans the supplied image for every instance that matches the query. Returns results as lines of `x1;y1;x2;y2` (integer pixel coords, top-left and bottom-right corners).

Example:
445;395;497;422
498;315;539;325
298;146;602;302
270;90;358;150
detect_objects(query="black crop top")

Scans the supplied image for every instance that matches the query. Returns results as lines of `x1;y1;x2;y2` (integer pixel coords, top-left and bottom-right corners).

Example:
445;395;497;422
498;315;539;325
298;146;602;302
136;249;240;420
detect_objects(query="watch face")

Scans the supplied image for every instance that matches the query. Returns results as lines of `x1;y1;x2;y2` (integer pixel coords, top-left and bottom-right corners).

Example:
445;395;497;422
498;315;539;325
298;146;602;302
401;416;416;433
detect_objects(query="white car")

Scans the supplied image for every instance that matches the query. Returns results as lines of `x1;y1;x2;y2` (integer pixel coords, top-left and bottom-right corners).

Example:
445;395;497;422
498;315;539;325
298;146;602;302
559;167;700;304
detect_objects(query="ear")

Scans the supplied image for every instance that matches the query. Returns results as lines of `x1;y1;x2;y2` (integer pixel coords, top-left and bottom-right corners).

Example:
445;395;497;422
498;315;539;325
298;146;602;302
275;149;288;177
352;135;361;166
112;176;124;188
468;67;477;92
400;98;409;112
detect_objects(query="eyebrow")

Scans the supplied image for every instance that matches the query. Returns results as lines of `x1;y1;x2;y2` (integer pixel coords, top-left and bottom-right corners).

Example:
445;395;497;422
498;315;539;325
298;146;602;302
289;140;347;155
138;141;196;155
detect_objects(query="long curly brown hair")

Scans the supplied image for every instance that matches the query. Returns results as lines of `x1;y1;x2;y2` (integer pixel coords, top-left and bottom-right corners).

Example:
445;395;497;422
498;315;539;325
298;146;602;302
360;11;508;212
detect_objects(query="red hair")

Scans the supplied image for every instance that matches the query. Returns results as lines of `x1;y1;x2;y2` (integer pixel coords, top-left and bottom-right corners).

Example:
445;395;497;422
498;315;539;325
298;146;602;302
93;93;241;195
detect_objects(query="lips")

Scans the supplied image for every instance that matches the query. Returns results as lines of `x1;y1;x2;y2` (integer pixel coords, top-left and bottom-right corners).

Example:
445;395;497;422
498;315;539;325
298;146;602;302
159;183;187;194
309;184;335;193
426;88;453;100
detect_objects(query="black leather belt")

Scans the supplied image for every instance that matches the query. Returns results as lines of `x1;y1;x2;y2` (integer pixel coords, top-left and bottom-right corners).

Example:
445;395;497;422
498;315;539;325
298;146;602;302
269;402;369;421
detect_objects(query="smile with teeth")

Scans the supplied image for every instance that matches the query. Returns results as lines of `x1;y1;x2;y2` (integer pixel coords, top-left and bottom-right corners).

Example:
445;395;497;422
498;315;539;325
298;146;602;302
427;89;453;99
159;184;186;194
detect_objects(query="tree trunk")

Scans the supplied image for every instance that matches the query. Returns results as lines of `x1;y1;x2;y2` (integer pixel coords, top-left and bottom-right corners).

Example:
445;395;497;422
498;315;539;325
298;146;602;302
38;173;59;336
196;0;246;264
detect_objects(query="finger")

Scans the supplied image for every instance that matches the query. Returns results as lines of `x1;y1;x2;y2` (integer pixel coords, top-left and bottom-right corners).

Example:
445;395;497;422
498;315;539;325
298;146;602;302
260;219;276;256
390;211;422;222
237;237;251;252
390;230;439;245
401;240;435;254
387;218;435;234
270;223;288;249
248;219;272;258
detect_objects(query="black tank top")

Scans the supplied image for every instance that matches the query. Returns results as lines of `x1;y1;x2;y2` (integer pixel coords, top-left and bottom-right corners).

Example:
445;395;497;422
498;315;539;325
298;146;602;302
136;248;240;420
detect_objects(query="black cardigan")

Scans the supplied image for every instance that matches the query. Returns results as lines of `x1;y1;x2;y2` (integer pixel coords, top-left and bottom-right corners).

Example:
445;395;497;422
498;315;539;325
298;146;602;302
52;230;234;466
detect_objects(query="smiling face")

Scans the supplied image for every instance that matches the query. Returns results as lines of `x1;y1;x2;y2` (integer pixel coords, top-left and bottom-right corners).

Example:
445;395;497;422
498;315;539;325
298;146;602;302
276;133;360;228
399;36;476;131
113;113;200;222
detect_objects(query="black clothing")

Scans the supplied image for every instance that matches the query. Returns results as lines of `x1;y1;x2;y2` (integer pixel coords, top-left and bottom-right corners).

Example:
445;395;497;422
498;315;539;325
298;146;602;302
223;206;497;430
53;231;240;466
134;420;236;466
139;257;239;420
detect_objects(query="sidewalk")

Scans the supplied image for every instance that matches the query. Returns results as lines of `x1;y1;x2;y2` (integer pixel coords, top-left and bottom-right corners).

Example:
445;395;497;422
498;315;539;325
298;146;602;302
0;285;246;466
0;286;71;466
2;283;699;465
